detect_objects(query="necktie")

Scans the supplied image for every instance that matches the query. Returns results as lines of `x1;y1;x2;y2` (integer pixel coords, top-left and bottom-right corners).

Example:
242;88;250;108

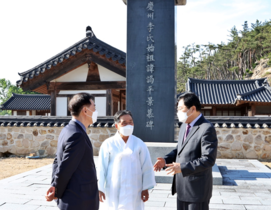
183;124;191;144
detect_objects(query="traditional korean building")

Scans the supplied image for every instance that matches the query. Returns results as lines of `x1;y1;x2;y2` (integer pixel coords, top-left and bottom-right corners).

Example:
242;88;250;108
185;78;271;117
16;26;126;117
0;93;50;116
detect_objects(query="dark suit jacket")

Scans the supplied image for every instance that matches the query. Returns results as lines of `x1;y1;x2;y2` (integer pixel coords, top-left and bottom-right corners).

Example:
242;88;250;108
164;115;217;203
51;120;99;210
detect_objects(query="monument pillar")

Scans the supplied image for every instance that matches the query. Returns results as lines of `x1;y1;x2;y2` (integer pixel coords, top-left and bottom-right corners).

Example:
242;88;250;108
125;0;186;142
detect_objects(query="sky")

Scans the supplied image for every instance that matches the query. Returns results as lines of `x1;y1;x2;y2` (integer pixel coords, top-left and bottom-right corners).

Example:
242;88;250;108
0;0;270;85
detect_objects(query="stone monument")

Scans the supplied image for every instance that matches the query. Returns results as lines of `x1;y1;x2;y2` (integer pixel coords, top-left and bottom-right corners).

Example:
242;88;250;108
123;0;187;142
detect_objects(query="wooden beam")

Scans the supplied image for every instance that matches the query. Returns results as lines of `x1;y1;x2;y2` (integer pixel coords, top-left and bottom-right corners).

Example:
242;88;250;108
106;90;112;116
87;62;100;81
251;103;256;116
49;81;126;91
50;90;56;116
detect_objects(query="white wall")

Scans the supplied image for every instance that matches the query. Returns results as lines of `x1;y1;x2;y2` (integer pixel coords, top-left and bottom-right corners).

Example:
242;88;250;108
52;64;89;82
97;65;126;81
56;97;68;116
95;97;107;116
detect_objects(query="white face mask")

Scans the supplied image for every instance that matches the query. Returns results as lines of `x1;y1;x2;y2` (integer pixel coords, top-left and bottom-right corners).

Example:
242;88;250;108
177;109;192;123
86;108;98;124
118;125;134;137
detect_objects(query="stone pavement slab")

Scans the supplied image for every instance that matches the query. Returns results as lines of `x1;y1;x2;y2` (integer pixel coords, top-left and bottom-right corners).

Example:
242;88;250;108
0;159;271;209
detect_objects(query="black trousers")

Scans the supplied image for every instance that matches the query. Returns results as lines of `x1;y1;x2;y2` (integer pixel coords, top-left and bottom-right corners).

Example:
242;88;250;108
177;199;209;210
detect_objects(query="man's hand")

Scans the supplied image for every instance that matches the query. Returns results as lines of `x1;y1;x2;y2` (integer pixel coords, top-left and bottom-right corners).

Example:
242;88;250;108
99;191;106;202
141;189;149;202
45;186;57;201
165;162;182;175
153;157;166;172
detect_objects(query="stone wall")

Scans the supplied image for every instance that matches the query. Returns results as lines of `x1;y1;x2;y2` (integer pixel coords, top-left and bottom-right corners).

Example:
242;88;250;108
0;127;117;157
175;127;271;159
1;126;271;159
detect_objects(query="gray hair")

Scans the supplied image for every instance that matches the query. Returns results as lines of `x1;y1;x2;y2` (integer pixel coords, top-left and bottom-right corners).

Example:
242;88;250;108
114;110;133;123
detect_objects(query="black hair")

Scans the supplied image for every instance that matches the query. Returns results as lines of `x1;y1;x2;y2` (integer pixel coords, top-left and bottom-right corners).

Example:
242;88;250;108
177;92;201;111
114;110;133;123
68;93;95;116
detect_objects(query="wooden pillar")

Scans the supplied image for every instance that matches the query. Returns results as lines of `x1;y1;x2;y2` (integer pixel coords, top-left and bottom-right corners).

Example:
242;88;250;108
119;90;123;111
106;90;112;116
50;90;56;116
251;104;256;116
212;106;217;116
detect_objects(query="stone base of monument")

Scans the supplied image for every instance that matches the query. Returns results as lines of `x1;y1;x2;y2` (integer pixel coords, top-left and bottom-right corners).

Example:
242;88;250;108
146;142;223;185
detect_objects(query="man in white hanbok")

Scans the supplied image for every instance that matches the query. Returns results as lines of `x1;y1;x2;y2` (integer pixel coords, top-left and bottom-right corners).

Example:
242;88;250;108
98;110;156;210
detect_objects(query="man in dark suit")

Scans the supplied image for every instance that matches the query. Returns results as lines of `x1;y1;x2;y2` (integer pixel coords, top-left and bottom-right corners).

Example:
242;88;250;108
154;92;217;210
45;93;99;210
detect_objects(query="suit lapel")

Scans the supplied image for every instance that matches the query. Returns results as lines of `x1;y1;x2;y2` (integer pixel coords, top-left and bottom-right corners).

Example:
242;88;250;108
178;115;205;155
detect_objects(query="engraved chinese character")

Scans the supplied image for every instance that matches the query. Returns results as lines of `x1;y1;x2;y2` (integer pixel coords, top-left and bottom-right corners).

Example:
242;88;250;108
146;97;154;106
147;22;155;32
148;13;154;20
146;2;154;11
147;44;155;52
146;64;155;73
146;75;154;84
147;108;154;119
147;86;154;94
146;120;154;130
147;34;154;42
147;54;155;62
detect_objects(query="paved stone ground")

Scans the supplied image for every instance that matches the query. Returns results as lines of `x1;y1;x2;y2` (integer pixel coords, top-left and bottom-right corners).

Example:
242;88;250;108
0;159;271;209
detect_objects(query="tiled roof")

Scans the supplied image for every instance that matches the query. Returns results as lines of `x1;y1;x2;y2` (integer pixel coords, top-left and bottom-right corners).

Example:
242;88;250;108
0;94;50;110
186;78;271;104
0;116;270;128
16;27;126;86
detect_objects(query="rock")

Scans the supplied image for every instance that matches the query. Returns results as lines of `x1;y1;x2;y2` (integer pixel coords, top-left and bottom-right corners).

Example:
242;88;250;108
39;130;47;135
0;134;6;140
218;143;231;151
9;139;14;144
217;151;221;158
254;145;261;152
100;129;109;134
41;141;49;148
251;130;258;135
55;129;62;135
7;145;16;154
216;130;220;135
224;135;234;143
93;148;99;156
254;134;263;145
50;141;58;147
91;129;100;134
242;130;249;135
242;143;251;151
7;133;12;140
221;151;233;158
34;136;45;141
16;148;29;155
265;135;271;144
15;140;23;147
1;140;8;146
46;135;54;140
89;135;99;141
87;129;91;135
233;152;244;159
17;134;24;139
48;129;55;134
263;130;271;135
22;139;29;148
30;141;40;148
221;130;230;135
245;150;258;159
243;134;253;144
46;147;56;156
231;142;242;151
218;136;223;142
33;129;38;136
231;130;240;135
235;135;242;141
261;153;271;159
25;134;33;140
94;142;102;148
263;145;271;151
99;134;110;142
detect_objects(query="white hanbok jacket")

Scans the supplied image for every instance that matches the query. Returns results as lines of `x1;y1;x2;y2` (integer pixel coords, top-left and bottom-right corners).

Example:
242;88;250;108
98;132;156;210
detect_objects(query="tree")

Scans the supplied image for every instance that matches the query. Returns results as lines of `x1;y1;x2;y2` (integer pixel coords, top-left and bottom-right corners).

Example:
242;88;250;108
0;78;38;115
